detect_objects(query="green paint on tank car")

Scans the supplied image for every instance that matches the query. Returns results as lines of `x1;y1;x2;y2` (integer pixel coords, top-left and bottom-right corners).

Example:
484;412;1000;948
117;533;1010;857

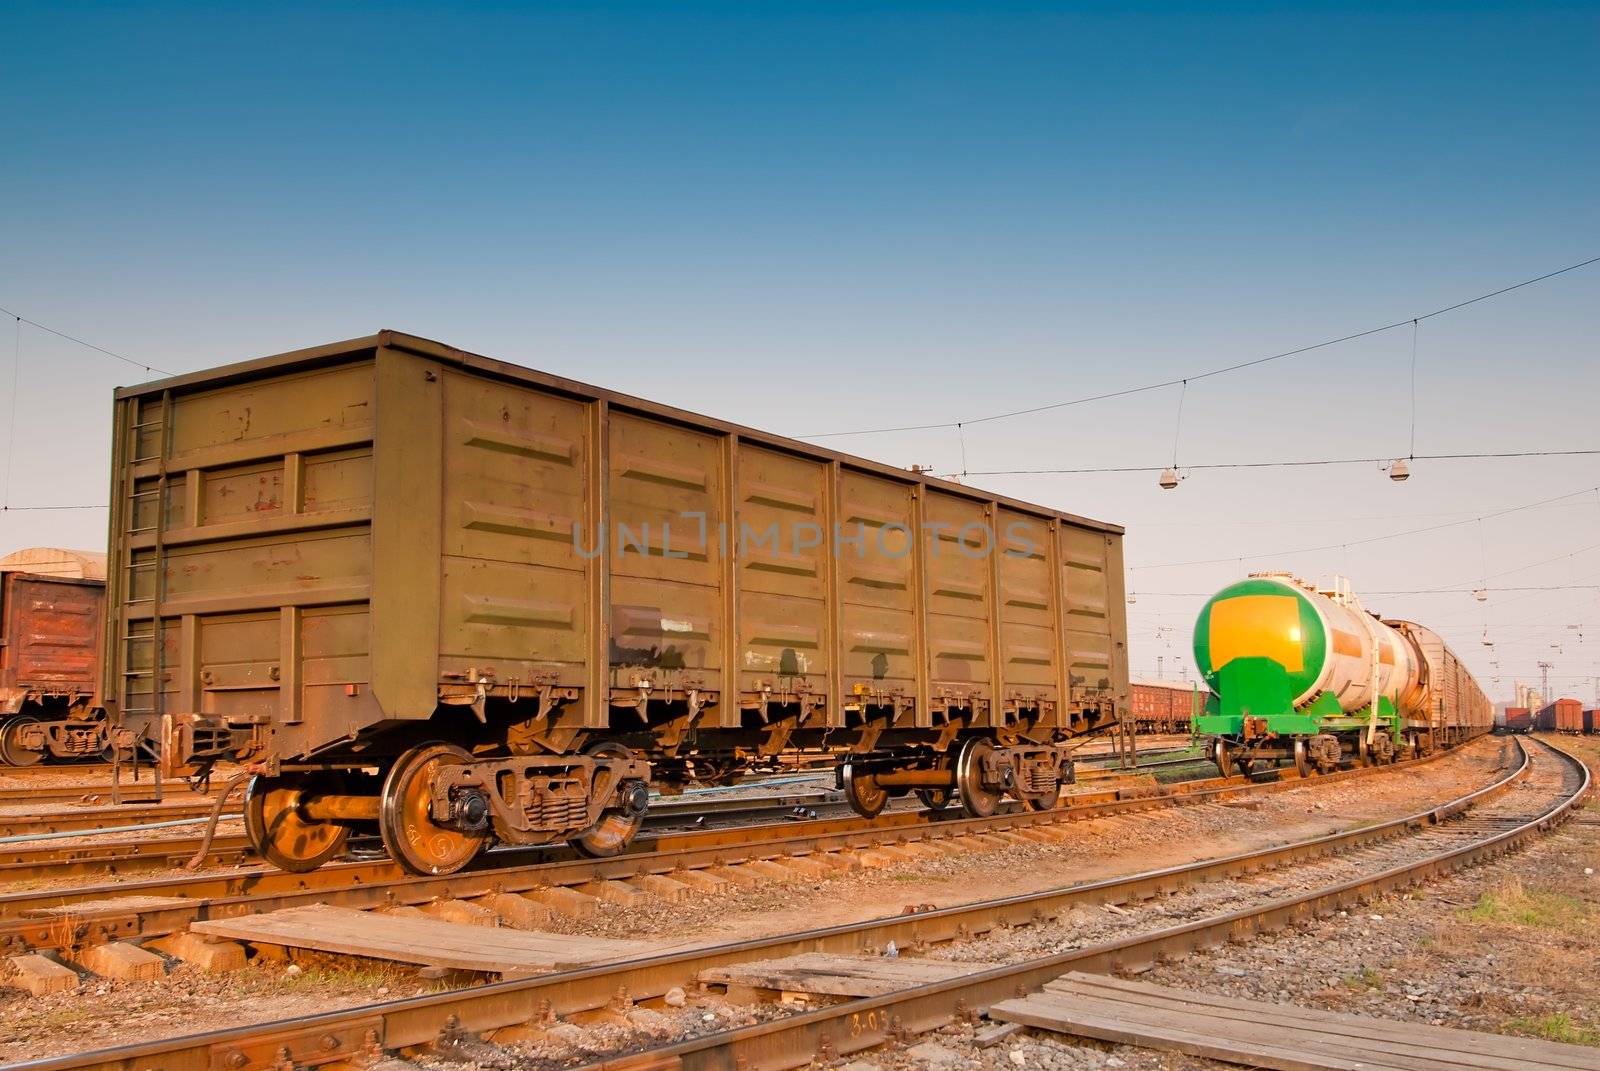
1192;576;1327;727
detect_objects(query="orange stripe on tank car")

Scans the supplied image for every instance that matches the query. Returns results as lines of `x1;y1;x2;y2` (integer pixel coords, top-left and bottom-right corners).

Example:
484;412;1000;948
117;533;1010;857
1332;630;1364;658
1378;638;1395;666
1209;594;1304;672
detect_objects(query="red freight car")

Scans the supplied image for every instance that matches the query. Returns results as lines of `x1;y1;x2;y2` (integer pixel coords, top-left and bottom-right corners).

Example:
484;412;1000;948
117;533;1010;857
0;572;108;764
1543;698;1586;734
1129;680;1206;735
1585;710;1599;735
1503;706;1532;734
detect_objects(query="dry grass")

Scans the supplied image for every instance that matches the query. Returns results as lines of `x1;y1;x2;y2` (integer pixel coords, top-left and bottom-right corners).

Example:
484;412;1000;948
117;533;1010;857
1460;876;1593;929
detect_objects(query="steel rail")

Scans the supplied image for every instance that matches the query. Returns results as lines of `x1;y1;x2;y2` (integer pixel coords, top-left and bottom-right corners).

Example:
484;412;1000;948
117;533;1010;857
0;743;1457;957
2;738;1555;1071
618;737;1590;1071
0;743;1469;959
0;788;842;841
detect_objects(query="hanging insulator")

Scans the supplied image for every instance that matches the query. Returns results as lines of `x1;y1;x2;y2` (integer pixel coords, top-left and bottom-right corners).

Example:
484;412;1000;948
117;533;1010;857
1388;459;1411;482
1158;467;1179;490
1474;589;1487;602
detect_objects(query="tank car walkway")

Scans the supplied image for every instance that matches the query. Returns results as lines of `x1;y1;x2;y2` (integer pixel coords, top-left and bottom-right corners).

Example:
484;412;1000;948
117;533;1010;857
990;971;1600;1071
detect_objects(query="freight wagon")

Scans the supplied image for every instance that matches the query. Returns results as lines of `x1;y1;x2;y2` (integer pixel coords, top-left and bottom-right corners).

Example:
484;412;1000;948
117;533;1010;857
1541;698;1585;734
1128;680;1205;735
1586;710;1599;735
103;331;1130;874
1503;707;1533;734
0;569;109;764
1193;573;1492;776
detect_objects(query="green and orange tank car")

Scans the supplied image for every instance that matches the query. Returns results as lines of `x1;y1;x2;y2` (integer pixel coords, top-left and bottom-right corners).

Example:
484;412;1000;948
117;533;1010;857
1193;573;1491;777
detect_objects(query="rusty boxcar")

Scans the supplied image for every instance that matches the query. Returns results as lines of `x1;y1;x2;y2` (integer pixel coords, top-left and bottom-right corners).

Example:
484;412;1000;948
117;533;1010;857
1128;680;1204;735
104;331;1129;874
0;571;108;764
1541;697;1584;733
1503;706;1532;734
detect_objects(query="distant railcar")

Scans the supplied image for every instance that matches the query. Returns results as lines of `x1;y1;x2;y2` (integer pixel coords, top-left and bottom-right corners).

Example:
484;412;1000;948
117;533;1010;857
1504;707;1533;734
0;572;108;764
103;331;1131;875
1542;698;1585;734
1129;680;1205;734
1192;573;1492;776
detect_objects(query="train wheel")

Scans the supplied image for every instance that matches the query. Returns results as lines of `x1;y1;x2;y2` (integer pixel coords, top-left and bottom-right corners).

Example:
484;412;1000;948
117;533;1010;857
244;772;351;873
842;761;888;818
1293;738;1312;778
380;742;487;876
915;787;953;812
1212;738;1236;778
956;738;1002;818
0;716;45;767
571;742;651;858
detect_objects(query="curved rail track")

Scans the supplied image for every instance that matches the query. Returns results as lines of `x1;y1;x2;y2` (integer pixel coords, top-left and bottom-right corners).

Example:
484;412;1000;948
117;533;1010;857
5;736;1585;1071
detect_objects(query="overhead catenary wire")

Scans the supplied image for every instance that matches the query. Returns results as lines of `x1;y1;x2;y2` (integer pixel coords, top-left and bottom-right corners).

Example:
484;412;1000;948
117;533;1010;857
1130;484;1599;571
0;304;172;376
801;253;1600;439
944;447;1600;479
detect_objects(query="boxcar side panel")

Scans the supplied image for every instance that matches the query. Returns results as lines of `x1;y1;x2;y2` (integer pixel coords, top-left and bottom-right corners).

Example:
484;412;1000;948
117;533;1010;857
922;490;995;721
996;510;1060;723
436;368;593;696
836;471;918;711
735;444;830;711
1059;527;1118;706
606;411;725;694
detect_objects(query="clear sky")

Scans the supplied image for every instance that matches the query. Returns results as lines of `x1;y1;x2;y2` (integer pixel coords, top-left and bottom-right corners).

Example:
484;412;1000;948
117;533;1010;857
2;2;1596;703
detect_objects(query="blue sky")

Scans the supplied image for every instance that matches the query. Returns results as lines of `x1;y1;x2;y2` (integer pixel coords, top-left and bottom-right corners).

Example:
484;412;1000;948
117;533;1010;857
2;2;1597;700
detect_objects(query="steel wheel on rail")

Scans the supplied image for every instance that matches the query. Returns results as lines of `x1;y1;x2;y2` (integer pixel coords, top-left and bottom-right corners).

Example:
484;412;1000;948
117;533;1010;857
0;715;46;767
571;741;651;858
956;737;1002;818
841;760;889;818
1293;737;1312;778
1211;737;1236;779
380;742;488;876
244;771;351;873
915;787;953;812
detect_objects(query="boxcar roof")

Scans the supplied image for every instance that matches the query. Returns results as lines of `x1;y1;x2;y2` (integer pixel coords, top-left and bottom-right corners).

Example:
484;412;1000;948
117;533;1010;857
114;330;1124;535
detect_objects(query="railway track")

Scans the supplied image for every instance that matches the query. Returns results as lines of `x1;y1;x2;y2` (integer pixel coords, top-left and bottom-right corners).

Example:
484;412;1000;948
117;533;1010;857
0;755;1194;881
0;751;1193;845
0;739;1473;958
9;737;1584;1071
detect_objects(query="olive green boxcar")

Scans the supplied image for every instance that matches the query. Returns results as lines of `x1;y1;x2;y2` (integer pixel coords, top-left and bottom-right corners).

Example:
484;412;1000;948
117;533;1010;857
104;331;1128;873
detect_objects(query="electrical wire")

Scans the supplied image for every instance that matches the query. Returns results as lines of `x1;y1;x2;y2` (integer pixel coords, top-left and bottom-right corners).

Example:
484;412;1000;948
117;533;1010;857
946;448;1600;479
801;253;1600;438
0;305;172;376
1130;485;1599;571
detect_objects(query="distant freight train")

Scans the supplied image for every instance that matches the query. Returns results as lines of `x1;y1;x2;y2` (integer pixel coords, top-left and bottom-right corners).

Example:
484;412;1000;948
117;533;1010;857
1128;680;1206;735
1192;573;1492;777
